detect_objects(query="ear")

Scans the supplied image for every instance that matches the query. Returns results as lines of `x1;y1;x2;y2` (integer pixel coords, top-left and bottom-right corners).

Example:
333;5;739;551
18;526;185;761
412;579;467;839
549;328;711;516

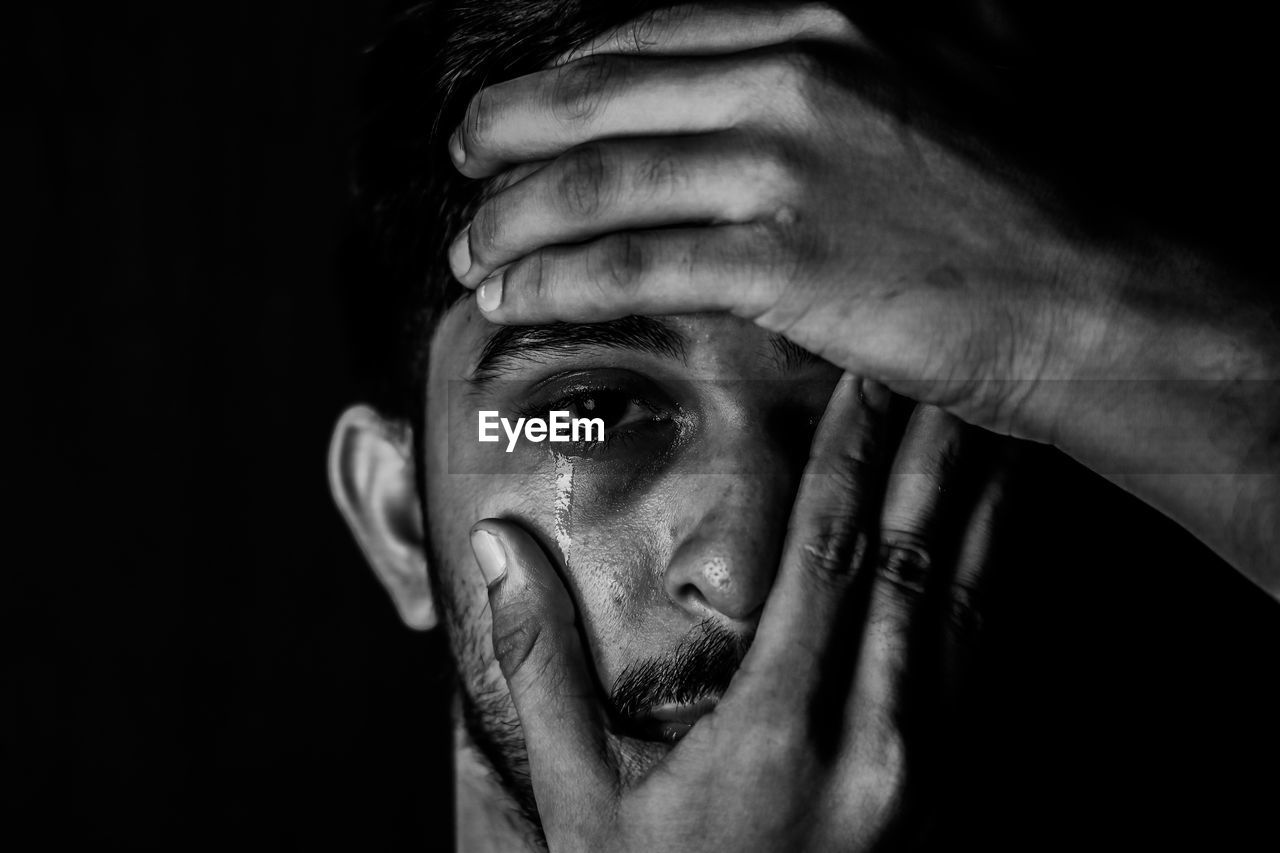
328;405;438;630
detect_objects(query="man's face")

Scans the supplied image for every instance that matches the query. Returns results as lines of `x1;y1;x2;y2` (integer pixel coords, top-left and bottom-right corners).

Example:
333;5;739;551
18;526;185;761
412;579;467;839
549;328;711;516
422;298;841;797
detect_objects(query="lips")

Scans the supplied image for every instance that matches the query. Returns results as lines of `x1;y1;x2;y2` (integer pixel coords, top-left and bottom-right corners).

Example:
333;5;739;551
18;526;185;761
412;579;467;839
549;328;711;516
626;697;719;744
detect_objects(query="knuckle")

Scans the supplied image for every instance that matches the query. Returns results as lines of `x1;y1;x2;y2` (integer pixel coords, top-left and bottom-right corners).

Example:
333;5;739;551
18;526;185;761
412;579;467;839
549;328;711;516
616;6;671;52
734;222;806;321
747;137;802;205
846;714;912;816
920;432;964;478
781;45;822;85
624;10;661;51
509;250;549;303
718;134;801;225
761;45;822;102
813;453;863;501
491;616;544;682
516;639;570;699
875;535;934;598
847;716;912;812
591;232;645;293
556;144;611;218
797;522;866;592
496;619;570;700
636;5;696;47
947;578;985;640
799;541;849;592
759;195;814;270
632;147;686;199
813;431;879;486
870;727;910;798
469;203;505;265
753;45;838;132
551;55;615;122
762;210;805;268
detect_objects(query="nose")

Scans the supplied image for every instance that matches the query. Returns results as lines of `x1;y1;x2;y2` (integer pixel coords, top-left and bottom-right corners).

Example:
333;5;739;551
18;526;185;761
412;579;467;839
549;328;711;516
662;449;798;627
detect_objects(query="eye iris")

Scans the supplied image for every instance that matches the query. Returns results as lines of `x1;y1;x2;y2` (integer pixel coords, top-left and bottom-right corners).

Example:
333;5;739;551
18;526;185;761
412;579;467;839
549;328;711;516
574;392;630;429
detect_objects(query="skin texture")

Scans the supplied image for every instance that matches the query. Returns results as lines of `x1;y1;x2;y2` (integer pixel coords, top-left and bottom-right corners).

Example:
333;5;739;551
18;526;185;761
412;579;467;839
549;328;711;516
331;297;1013;850
332;3;1276;850
424;307;848;782
470;373;1016;851
448;2;1280;594
435;303;1006;837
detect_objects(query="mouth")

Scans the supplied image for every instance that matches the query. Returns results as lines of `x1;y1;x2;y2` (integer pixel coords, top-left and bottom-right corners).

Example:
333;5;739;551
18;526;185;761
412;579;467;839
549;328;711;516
624;696;720;744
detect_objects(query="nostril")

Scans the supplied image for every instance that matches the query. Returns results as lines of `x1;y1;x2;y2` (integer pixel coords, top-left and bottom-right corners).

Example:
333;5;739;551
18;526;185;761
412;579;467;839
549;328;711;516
674;582;709;612
664;535;779;624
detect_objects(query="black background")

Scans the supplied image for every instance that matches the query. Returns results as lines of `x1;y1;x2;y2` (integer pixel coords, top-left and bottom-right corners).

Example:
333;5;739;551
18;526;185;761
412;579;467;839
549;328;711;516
9;2;1279;851
11;2;452;849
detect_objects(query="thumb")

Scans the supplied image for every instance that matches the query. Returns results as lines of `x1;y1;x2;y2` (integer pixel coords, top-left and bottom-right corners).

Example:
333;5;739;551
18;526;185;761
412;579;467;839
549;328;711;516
470;519;615;830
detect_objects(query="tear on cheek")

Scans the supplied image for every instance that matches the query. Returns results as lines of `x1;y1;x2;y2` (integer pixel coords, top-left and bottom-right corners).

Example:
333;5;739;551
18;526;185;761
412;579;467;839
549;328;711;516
553;452;576;567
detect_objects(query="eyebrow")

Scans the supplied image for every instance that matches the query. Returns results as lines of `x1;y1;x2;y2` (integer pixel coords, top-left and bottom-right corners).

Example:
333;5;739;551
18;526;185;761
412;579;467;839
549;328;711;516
767;335;825;374
465;315;827;386
468;315;688;385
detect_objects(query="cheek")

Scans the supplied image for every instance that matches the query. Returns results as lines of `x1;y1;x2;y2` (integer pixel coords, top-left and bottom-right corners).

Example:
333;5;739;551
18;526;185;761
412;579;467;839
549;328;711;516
424;470;556;705
426;470;552;625
430;461;661;622
424;392;557;637
549;455;687;685
427;445;682;693
423;391;557;687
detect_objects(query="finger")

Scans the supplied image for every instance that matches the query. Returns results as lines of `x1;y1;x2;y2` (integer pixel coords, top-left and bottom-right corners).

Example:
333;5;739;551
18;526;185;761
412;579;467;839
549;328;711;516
861;405;972;707
470;223;787;324
941;440;1023;693
470;519;615;828
451;53;767;178
452;133;793;286
558;2;864;63
734;374;895;711
484;159;546;195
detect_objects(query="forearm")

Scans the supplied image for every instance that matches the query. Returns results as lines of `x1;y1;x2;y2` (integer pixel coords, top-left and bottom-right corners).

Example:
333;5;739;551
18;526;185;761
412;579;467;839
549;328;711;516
1114;472;1279;594
1013;239;1280;595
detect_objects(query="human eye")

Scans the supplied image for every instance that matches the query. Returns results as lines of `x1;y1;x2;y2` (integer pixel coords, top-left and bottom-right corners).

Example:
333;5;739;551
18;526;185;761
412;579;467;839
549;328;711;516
511;369;681;456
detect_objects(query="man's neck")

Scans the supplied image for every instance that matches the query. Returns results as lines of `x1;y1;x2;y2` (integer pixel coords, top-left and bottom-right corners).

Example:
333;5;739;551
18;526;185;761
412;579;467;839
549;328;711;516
454;714;540;852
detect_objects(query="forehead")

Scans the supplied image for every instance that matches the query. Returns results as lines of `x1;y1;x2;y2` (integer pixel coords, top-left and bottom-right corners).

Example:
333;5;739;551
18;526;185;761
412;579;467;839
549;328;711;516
427;298;817;385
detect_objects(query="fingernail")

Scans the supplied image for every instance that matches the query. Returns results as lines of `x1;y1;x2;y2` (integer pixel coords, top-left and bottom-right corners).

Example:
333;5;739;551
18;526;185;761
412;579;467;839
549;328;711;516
476;274;504;312
448;129;466;168
471;530;507;587
448;226;472;279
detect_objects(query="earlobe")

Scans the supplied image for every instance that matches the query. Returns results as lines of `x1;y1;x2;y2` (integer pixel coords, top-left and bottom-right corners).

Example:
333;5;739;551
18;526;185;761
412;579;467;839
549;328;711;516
328;405;438;631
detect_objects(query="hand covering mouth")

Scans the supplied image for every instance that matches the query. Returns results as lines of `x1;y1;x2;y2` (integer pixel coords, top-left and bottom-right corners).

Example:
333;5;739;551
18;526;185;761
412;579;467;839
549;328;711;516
606;620;746;743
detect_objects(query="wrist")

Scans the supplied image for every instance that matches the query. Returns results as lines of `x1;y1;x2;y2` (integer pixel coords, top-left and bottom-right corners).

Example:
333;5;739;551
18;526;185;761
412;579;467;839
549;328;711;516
953;231;1136;444
1018;234;1277;440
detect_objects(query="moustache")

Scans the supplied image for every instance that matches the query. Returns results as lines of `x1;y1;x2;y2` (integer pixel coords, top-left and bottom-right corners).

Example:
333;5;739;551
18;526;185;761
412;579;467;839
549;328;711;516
608;620;751;720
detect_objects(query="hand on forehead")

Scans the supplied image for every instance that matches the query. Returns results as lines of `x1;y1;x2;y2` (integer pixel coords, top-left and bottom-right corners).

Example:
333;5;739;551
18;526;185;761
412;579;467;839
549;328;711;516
448;3;864;179
438;0;1091;449
442;2;873;337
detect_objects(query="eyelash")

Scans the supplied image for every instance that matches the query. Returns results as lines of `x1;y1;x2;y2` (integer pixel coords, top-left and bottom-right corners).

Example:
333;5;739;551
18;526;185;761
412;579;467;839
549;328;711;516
511;384;671;454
